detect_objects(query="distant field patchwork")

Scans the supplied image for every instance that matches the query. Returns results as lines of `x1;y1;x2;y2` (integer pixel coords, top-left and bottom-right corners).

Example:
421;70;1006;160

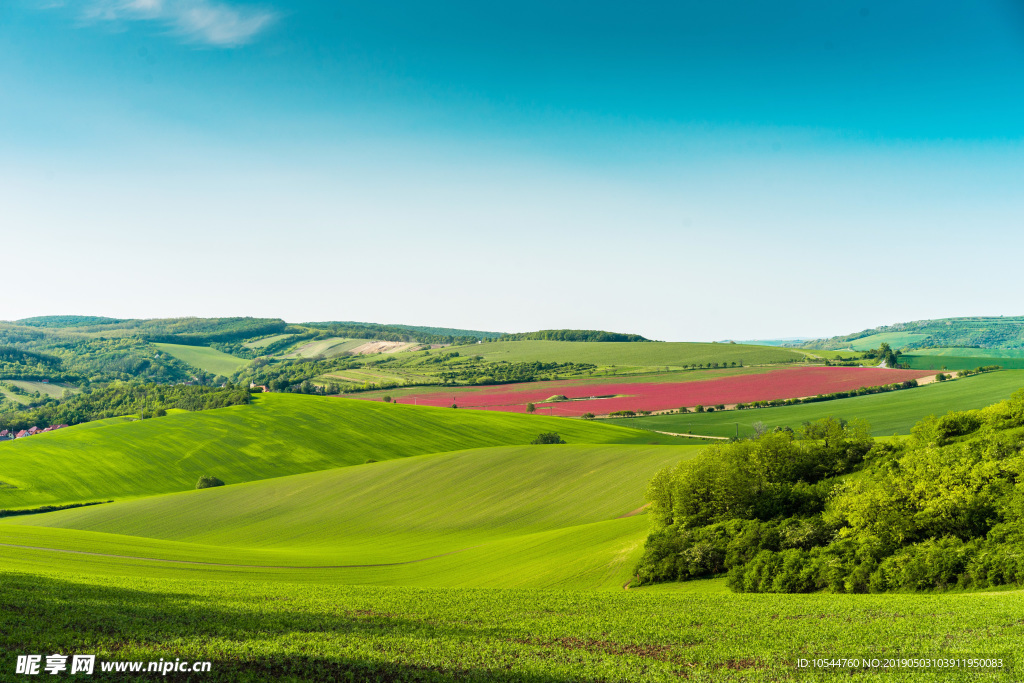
610;370;1024;437
357;366;934;416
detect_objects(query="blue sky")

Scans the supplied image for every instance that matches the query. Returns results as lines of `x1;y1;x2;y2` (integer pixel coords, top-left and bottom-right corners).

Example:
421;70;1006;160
2;0;1022;340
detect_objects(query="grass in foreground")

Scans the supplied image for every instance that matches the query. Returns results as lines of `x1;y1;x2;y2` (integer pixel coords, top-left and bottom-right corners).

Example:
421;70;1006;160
0;394;678;509
606;370;1024;438
2;570;1021;682
5;444;695;563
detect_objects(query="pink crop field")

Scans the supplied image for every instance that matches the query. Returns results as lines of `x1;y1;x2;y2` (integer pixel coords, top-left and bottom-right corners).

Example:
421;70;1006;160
352;366;935;417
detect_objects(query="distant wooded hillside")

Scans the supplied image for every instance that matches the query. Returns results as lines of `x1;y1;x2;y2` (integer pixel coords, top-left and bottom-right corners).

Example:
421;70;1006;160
801;316;1024;351
499;329;652;342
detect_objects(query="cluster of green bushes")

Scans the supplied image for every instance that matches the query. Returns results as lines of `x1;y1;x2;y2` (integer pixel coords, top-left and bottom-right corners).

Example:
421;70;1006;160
498;329;651;342
636;390;1024;593
0;382;249;431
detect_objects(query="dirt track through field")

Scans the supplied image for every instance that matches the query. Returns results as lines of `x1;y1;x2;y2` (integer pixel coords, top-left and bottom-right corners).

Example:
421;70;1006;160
0;542;480;569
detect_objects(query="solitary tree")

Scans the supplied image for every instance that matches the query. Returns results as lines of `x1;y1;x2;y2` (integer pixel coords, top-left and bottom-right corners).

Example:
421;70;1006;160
531;432;566;444
526;403;536;414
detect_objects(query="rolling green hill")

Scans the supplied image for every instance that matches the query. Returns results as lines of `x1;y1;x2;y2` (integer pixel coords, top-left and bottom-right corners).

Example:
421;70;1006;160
4;443;697;588
802;315;1024;351
606;370;1024;438
153;343;249;376
0;393;676;509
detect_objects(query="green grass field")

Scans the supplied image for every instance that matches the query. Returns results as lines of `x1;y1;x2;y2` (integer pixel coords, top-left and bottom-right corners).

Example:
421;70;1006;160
242;333;295;349
844;331;931;351
5;356;1024;681
605;370;1024;438
7;379;76;398
0;393;678;509
3;443;697;588
0;386;32;406
393;340;809;371
153;342;249;376
2;569;1022;681
910;347;1024;358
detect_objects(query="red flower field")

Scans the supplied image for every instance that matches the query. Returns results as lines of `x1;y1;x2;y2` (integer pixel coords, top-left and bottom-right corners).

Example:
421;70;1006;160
364;367;935;417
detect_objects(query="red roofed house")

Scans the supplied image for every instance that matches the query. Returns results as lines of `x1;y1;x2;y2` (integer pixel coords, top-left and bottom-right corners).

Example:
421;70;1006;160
15;430;28;438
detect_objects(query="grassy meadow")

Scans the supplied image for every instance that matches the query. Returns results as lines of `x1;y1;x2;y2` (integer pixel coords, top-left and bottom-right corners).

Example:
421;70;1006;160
154;342;250;376
7;379;75;398
2;570;1022;682
607;370;1024;438
458;340;808;369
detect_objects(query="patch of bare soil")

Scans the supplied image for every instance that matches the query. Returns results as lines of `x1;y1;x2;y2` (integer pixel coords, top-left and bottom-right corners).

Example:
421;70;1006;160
349;341;417;355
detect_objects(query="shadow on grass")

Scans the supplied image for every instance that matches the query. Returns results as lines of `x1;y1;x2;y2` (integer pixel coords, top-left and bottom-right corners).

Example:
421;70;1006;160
0;572;583;682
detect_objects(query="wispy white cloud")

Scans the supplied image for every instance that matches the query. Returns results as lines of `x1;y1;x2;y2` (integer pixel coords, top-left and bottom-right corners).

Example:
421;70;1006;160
79;0;276;47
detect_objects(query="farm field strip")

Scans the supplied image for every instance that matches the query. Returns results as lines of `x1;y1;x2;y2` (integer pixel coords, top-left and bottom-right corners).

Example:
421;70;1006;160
242;333;294;349
349;366;779;403
1;444;699;589
612;370;1024;437
906;356;1024;370
4;569;1024;682
359;367;935;416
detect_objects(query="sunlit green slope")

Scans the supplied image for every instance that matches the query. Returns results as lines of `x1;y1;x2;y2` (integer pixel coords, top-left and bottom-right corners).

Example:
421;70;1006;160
0;393;671;509
2;444;700;589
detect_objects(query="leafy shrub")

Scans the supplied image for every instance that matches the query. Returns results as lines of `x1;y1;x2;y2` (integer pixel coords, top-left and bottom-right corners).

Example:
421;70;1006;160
196;476;225;489
531;432;566;444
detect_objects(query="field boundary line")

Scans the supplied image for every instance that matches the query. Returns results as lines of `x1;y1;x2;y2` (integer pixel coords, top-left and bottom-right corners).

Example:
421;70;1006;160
653;431;729;441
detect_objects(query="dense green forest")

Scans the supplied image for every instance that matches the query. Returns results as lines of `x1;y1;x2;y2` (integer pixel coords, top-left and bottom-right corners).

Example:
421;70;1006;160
0;330;193;383
498;329;652;342
0;382;250;431
636;390;1024;593
803;316;1024;351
